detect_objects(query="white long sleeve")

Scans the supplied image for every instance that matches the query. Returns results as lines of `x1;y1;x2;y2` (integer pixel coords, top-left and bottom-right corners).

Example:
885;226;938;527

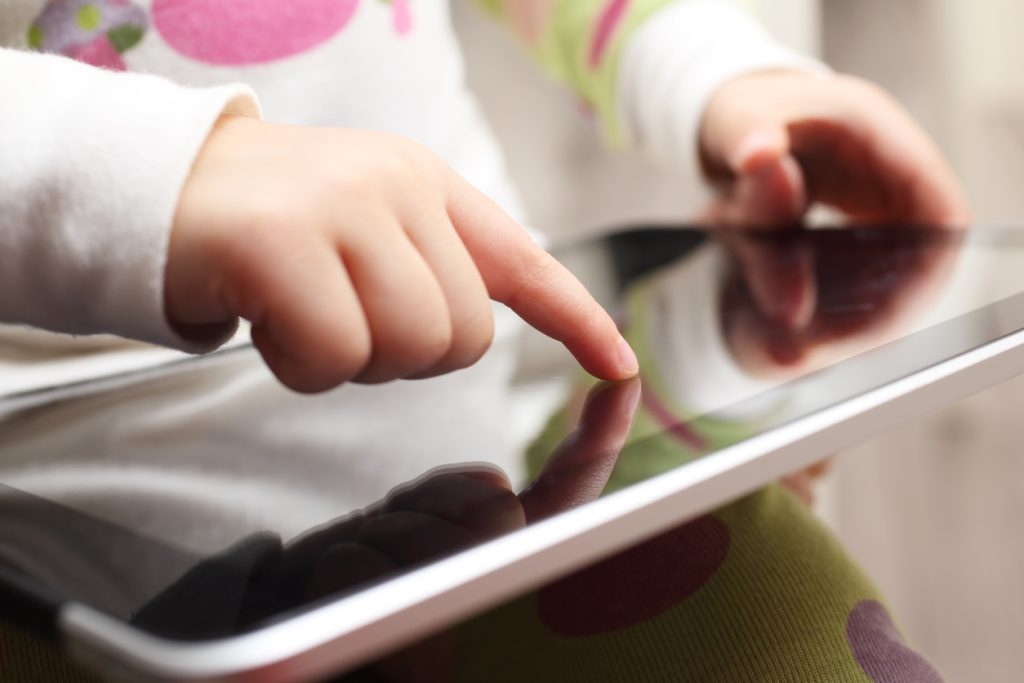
616;0;828;186
0;48;259;351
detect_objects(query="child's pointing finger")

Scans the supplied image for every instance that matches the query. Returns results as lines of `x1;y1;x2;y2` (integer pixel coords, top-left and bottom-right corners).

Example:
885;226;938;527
444;170;639;382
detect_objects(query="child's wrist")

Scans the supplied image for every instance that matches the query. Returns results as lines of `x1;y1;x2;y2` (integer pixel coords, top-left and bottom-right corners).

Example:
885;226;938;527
164;115;259;350
616;0;828;183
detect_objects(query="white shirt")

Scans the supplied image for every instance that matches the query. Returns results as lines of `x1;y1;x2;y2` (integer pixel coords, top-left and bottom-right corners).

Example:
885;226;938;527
0;0;819;551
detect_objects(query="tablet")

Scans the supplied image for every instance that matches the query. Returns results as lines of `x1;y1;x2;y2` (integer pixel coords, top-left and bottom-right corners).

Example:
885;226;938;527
3;226;1024;682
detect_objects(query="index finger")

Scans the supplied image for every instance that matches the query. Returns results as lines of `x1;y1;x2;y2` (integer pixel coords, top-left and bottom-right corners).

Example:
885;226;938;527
444;171;638;381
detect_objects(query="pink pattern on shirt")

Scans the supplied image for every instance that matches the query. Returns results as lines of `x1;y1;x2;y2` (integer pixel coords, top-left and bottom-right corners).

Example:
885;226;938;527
588;0;630;69
392;0;412;36
153;0;360;65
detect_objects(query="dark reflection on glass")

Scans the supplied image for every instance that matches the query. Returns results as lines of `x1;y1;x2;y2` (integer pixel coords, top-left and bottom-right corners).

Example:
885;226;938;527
718;226;964;380
566;226;971;498
0;482;200;634
0;381;641;640
137;380;640;639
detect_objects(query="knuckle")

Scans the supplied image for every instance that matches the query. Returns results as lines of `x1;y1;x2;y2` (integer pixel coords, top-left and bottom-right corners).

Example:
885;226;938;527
298;326;372;388
218;204;300;298
373;149;418;189
272;365;309;393
328;332;373;380
414;319;454;369
367;135;438;191
390;136;440;173
281;370;330;395
318;134;445;224
410;304;493;378
267;355;331;395
263;327;372;394
359;320;451;383
241;201;292;248
456;307;495;368
326;164;386;207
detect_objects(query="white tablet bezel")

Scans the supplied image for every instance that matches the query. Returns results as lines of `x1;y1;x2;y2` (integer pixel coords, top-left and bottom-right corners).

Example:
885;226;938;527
57;321;1024;682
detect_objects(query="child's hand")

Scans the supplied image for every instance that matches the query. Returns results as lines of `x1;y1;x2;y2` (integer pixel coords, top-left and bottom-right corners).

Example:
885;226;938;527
699;72;970;228
166;116;638;392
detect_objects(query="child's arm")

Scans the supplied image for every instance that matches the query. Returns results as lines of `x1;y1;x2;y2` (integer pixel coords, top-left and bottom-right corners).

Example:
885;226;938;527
0;49;637;393
699;71;968;229
0;48;256;350
480;0;969;231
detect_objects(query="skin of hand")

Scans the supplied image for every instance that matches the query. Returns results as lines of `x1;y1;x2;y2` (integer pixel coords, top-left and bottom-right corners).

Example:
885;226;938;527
700;71;972;328
701;71;970;228
165;116;638;393
493;5;970;235
699;72;972;501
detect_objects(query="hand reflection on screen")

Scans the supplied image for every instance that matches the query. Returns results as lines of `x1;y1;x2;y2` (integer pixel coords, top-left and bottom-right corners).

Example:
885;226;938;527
718;227;964;380
289;378;640;606
131;379;641;673
288;378;638;682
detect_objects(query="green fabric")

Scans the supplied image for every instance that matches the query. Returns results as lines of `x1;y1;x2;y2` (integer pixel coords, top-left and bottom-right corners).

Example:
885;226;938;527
475;0;683;145
106;24;145;53
449;489;880;682
26;23;43;49
506;422;884;679
75;4;102;32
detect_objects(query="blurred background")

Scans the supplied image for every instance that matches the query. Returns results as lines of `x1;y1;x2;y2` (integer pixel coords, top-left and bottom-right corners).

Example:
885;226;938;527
455;0;1024;680
824;2;1024;682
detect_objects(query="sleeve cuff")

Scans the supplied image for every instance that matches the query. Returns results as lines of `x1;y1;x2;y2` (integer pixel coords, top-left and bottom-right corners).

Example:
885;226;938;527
78;72;260;353
0;50;261;354
615;0;829;186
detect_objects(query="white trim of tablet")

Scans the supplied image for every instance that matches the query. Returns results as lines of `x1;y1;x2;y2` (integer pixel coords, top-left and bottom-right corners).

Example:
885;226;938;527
60;327;1024;683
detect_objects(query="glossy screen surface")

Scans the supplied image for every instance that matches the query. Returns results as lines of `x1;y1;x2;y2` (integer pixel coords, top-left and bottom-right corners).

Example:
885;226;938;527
2;227;1023;643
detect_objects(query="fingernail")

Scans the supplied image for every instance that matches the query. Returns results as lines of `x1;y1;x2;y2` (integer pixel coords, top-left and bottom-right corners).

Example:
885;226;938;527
617;337;640;377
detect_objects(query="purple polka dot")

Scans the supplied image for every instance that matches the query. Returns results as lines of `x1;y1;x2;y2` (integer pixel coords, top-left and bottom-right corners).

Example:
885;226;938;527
538;515;730;636
846;600;945;683
31;0;147;54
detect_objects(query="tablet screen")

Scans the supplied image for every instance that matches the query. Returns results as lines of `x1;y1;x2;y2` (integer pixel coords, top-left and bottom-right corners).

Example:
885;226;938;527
1;226;1022;650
